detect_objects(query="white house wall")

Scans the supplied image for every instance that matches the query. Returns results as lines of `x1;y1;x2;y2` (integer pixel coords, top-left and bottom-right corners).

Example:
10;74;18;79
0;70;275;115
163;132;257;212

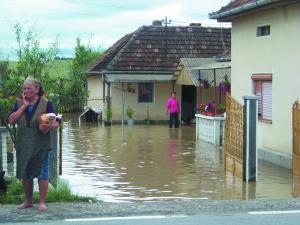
231;3;300;156
87;75;104;111
111;82;181;121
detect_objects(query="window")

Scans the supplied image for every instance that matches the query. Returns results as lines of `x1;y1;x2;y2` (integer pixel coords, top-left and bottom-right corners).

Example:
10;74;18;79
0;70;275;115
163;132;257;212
252;74;272;121
138;83;154;103
256;25;270;37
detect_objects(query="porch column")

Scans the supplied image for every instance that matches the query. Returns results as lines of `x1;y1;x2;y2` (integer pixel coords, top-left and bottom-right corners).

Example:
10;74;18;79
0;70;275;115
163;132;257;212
243;95;259;182
107;83;111;108
172;80;175;91
213;69;217;115
102;73;105;104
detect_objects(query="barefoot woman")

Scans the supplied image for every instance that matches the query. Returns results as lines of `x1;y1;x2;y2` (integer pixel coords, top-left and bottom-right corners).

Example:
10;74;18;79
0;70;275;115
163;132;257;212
8;77;59;211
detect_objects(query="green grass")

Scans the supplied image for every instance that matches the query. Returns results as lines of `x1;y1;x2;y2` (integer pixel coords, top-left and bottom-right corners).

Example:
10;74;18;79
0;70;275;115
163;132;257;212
47;60;73;78
0;177;97;204
7;60;72;78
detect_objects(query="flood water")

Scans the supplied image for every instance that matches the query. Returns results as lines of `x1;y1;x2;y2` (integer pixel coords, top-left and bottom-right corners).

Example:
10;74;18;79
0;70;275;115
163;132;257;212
58;114;299;202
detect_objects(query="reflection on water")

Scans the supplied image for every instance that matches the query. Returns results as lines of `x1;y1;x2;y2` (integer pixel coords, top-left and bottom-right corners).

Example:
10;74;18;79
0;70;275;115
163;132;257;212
59;114;295;202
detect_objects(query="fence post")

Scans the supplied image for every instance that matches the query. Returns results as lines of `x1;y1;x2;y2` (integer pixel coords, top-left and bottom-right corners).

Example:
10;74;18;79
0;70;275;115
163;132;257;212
243;95;259;182
0;128;3;173
6;134;14;163
50;129;58;187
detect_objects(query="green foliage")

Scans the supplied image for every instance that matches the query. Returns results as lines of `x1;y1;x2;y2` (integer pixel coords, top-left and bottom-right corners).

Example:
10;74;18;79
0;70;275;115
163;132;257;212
7;60;72;79
126;106;134;119
0;24;104;118
65;38;103;112
216;104;225;110
0;24;59;142
13;24;58;93
0;177;23;204
0;177;96;204
42;181;95;203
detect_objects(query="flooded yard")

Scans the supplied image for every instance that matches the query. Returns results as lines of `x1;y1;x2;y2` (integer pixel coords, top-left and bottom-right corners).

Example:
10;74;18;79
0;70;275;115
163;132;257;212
59;115;296;202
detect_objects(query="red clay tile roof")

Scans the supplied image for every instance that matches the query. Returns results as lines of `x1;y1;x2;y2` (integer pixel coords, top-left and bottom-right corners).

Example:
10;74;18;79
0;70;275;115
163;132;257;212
88;25;231;74
88;33;133;72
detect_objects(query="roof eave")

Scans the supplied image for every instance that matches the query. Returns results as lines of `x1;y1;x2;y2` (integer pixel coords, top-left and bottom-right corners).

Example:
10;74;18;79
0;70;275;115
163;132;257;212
104;70;173;75
209;0;282;21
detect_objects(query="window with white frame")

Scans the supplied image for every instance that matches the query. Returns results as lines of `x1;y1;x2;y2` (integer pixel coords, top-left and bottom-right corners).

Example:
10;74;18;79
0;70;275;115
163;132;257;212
252;74;272;121
256;25;270;37
138;83;154;103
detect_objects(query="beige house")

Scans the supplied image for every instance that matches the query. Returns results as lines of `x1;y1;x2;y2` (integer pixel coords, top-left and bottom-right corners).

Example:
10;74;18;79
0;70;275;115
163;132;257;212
87;22;231;123
210;0;300;168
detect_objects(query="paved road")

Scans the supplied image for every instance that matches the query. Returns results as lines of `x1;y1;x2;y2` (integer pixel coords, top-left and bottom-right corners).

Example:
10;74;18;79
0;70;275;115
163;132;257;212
2;211;300;225
1;198;300;224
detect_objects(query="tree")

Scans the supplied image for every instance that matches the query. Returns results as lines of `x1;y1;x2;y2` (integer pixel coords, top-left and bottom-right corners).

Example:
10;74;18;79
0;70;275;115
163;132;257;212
66;38;103;112
13;24;58;94
0;24;58;143
0;61;17;142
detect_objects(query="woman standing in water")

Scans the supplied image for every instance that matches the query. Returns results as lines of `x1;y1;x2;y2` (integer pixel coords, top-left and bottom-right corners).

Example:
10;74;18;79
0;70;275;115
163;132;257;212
8;77;59;211
166;91;180;128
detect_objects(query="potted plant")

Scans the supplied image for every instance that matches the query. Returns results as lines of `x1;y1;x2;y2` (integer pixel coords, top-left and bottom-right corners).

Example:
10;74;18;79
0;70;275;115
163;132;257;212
200;78;210;89
126;106;134;125
199;103;207;115
127;83;136;93
104;107;112;126
205;102;216;117
216;104;225;115
218;75;231;95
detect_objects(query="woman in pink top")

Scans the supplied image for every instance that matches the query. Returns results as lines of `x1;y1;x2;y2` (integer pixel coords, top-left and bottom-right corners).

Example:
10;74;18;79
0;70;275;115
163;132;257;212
166;91;180;128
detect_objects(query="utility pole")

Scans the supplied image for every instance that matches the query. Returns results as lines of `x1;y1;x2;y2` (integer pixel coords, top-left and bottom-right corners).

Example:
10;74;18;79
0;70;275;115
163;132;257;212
162;16;171;60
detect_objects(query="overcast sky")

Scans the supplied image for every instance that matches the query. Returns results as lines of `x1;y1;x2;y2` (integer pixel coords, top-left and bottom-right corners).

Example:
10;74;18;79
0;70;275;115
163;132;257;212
0;0;231;59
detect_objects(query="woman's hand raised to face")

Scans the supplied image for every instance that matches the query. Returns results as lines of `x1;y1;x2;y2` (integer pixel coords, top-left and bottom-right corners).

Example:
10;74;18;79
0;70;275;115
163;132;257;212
22;93;30;106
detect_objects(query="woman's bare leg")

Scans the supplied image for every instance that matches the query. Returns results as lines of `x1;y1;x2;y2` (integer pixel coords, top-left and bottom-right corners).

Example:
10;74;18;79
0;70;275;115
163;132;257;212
38;179;48;211
17;179;34;209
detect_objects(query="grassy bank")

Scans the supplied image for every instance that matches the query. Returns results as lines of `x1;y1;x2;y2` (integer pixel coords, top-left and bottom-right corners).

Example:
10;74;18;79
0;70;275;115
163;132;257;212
7;60;72;78
0;177;96;204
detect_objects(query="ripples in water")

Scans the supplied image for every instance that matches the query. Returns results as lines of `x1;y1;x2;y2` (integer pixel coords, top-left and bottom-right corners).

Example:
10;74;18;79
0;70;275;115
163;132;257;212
1;115;296;202
55;116;297;202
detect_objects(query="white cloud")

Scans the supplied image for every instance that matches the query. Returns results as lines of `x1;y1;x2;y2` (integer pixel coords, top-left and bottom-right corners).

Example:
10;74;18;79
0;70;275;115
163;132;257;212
0;0;231;58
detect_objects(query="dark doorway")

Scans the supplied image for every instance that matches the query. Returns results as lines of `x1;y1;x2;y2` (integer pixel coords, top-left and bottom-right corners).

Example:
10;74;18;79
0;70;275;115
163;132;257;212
181;85;196;124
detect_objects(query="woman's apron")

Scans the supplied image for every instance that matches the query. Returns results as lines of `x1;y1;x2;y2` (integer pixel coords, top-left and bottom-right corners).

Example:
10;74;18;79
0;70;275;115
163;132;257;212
15;97;51;179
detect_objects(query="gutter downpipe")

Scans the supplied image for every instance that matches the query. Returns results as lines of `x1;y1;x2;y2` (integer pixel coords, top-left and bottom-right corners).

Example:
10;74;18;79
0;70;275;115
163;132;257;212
209;0;280;19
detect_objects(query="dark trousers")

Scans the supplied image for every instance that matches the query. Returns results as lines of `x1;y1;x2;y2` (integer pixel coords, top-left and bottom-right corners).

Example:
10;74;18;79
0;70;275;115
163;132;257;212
169;112;179;128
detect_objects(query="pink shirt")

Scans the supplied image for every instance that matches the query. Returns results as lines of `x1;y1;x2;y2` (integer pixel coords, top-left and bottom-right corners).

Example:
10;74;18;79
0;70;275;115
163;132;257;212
167;97;180;113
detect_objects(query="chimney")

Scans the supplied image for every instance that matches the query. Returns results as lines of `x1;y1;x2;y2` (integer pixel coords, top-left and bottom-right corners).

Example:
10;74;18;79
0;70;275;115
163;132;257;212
189;23;202;27
152;20;163;26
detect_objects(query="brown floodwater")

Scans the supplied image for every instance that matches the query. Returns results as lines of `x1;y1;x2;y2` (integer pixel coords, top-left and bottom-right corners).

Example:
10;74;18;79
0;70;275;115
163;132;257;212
57;114;300;202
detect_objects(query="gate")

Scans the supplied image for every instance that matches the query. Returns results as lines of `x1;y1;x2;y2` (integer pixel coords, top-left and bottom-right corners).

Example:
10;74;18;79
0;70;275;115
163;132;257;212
224;95;244;178
292;100;300;177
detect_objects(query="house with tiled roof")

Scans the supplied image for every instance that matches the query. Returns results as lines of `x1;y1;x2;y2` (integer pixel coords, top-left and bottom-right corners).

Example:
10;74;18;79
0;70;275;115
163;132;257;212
210;0;300;169
87;21;230;122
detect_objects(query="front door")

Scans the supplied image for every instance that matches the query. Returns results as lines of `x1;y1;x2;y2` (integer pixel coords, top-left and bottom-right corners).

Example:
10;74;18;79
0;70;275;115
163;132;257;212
181;85;196;124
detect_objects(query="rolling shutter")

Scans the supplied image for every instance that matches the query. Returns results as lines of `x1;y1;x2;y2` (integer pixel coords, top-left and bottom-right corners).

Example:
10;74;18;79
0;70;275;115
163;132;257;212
252;74;272;121
262;81;272;120
255;81;262;117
